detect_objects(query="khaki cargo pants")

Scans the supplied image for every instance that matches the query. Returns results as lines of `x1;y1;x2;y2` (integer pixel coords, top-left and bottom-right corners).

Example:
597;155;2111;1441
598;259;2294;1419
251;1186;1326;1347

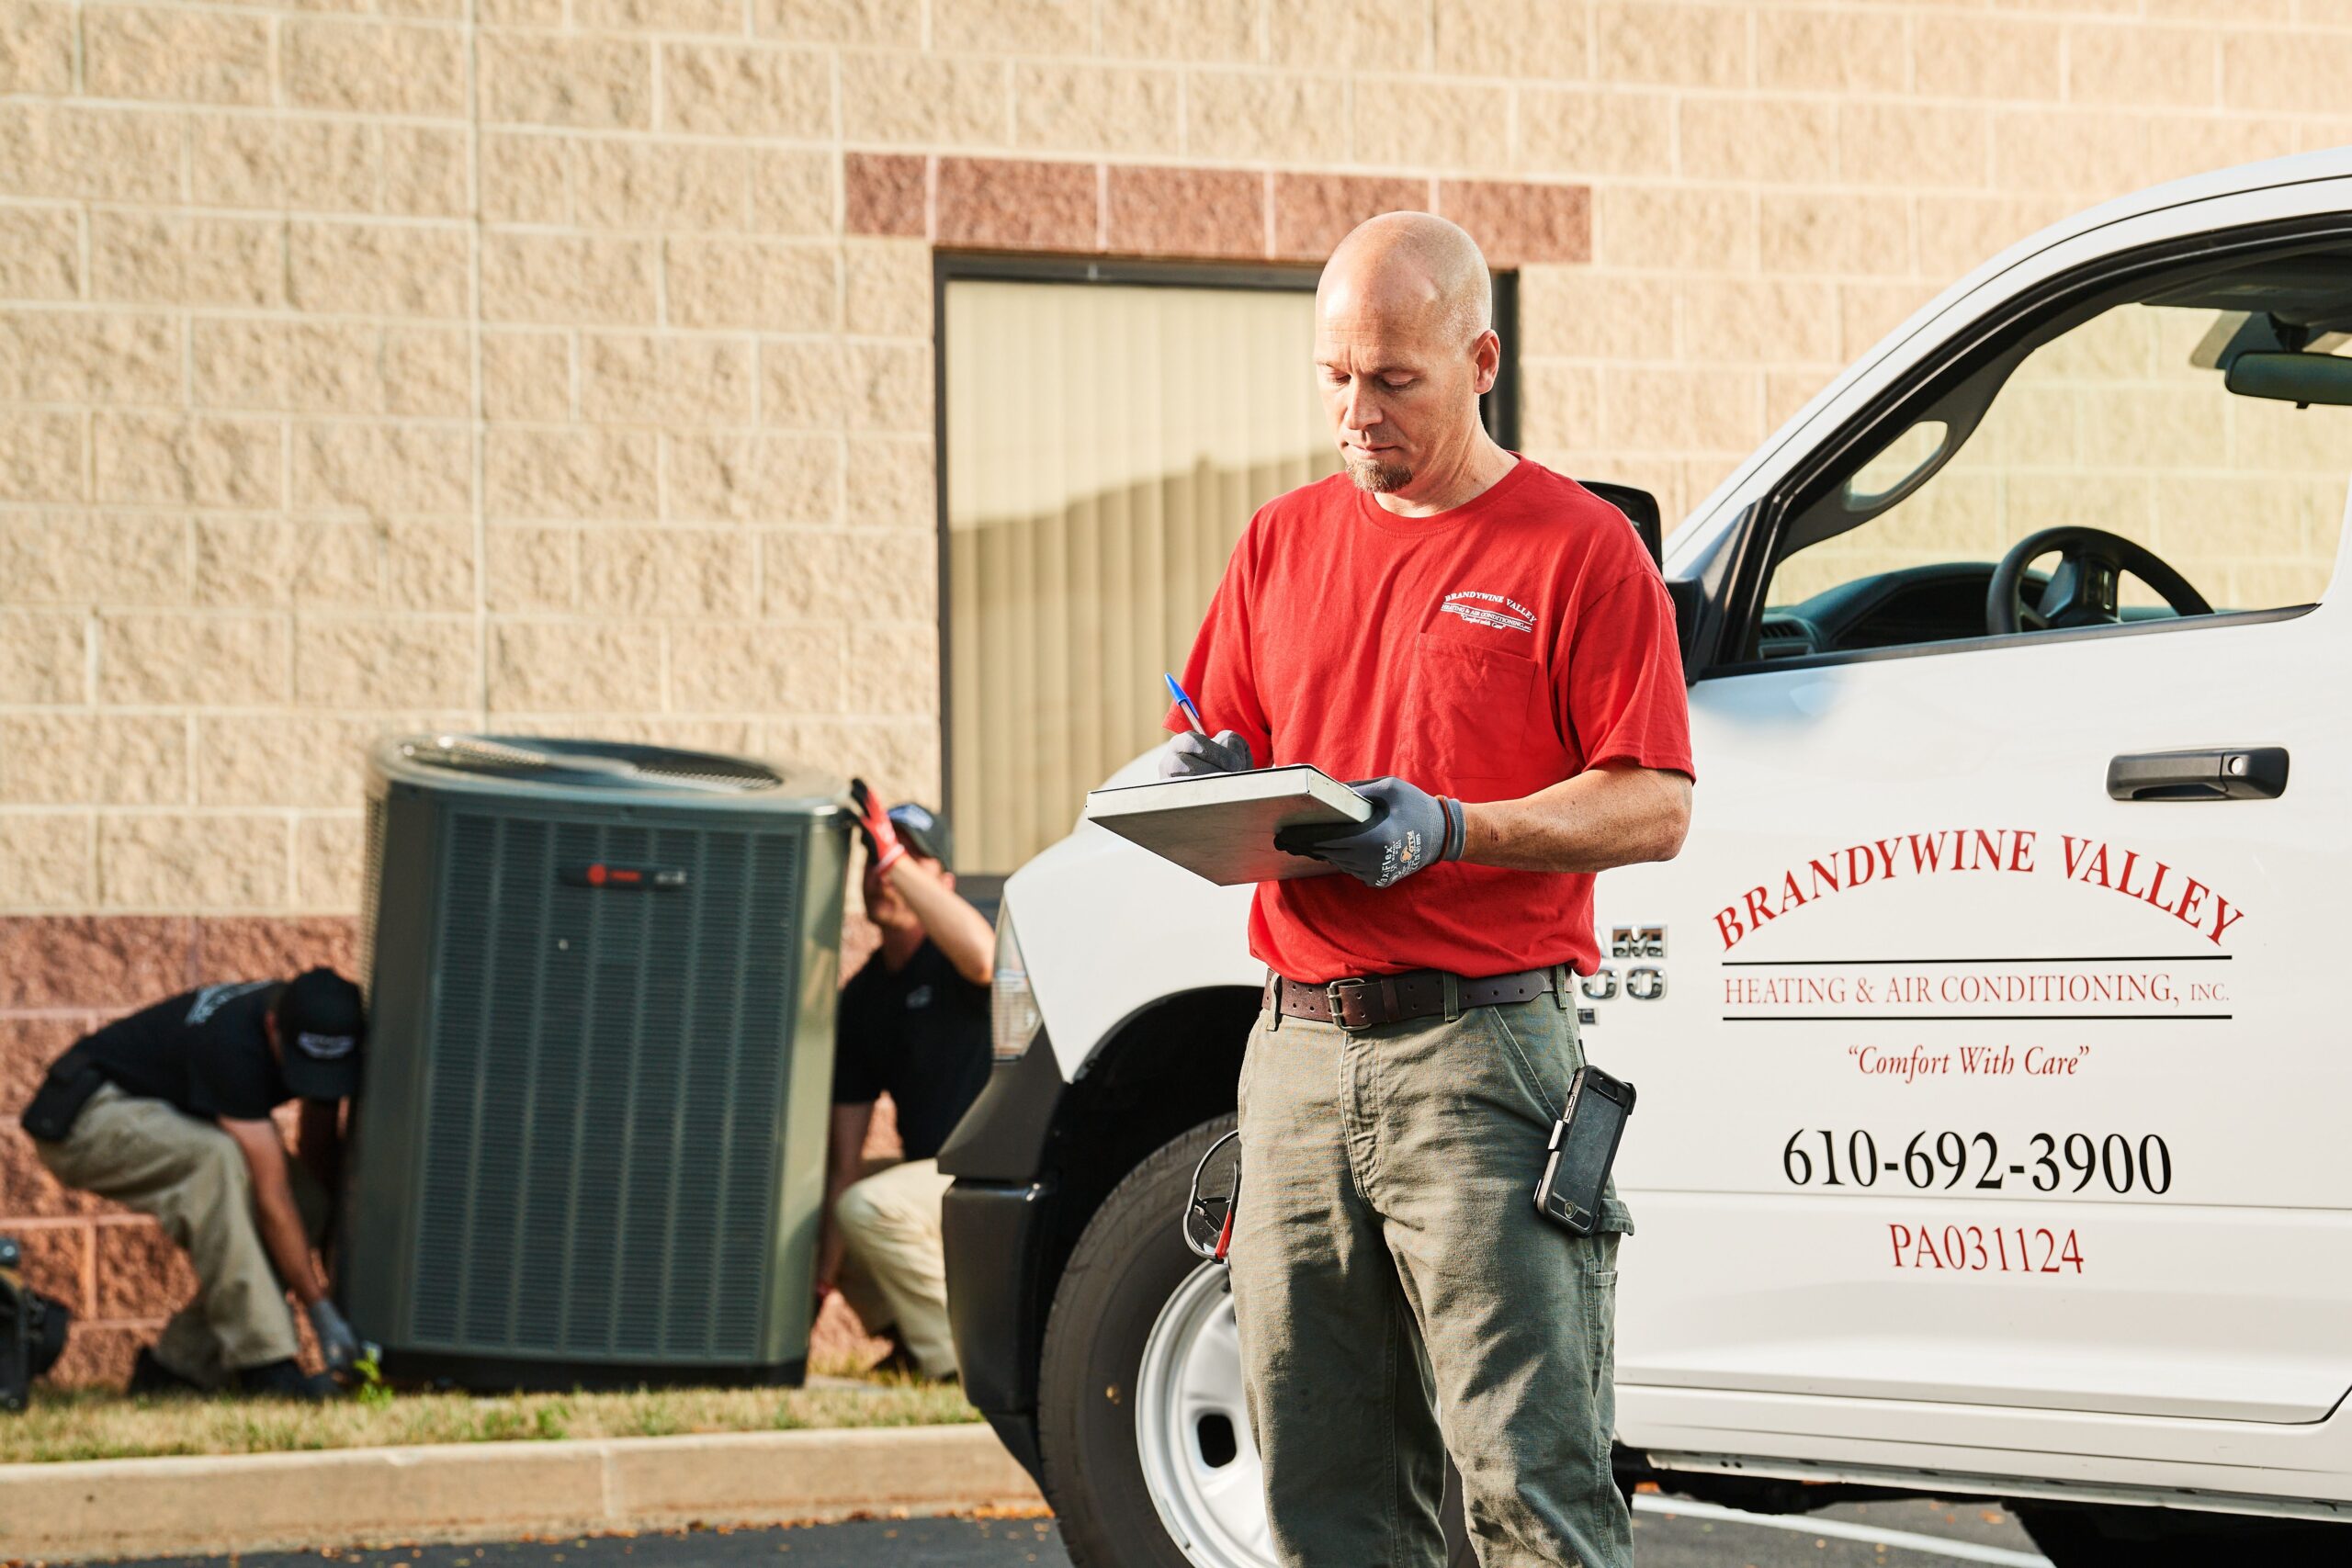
1229;976;1634;1568
833;1155;959;1379
33;1082;329;1388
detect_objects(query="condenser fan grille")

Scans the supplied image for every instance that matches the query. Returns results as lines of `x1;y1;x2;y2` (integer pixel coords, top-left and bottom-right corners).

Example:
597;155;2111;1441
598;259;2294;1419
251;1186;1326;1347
398;736;785;794
408;814;801;1360
627;755;787;789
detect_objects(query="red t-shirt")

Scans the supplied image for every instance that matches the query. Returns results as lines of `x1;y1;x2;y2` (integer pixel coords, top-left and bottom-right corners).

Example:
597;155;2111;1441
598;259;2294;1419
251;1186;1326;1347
1165;457;1695;982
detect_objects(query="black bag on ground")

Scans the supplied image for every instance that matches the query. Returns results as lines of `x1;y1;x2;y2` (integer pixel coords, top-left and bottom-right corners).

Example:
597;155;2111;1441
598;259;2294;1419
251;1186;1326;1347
0;1235;74;1411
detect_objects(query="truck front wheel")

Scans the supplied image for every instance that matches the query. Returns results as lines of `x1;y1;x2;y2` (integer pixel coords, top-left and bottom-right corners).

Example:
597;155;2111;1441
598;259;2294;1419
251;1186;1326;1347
1038;1116;1250;1568
1036;1117;1473;1568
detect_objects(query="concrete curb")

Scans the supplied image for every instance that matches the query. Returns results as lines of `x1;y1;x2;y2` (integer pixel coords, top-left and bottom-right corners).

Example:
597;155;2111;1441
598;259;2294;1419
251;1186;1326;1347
0;1424;1045;1562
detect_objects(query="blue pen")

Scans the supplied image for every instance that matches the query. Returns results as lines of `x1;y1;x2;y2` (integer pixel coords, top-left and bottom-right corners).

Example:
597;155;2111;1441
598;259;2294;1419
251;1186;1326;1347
1164;672;1208;735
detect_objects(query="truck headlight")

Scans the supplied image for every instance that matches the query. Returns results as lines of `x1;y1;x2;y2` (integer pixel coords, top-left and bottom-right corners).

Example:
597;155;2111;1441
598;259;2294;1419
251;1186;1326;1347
991;906;1043;1063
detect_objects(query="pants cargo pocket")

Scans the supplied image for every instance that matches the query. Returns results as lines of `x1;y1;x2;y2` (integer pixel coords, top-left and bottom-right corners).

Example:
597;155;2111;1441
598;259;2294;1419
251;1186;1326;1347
1583;1233;1621;1452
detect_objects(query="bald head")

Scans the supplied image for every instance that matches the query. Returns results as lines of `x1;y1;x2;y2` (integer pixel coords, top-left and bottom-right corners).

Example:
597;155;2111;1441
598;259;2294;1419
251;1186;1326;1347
1317;212;1492;351
1313;212;1506;507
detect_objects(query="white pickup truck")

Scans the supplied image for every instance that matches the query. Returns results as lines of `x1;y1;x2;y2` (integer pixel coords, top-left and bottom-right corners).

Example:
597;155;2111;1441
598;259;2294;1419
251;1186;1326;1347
936;150;2352;1567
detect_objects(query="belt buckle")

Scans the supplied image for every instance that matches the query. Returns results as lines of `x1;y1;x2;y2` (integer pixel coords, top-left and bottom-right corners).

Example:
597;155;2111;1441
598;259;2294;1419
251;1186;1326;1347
1326;977;1372;1032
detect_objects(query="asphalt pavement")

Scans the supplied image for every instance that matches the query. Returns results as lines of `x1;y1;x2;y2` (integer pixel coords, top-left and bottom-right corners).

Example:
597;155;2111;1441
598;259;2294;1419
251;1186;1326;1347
105;1495;2049;1568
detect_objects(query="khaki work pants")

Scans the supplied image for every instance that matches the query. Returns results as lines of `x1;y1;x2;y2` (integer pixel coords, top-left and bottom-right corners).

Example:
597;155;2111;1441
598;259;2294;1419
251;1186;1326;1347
33;1082;329;1388
1230;985;1634;1568
833;1155;958;1379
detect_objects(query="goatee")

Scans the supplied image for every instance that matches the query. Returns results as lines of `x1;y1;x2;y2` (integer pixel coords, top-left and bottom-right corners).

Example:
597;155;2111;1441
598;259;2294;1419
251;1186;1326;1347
1344;451;1413;493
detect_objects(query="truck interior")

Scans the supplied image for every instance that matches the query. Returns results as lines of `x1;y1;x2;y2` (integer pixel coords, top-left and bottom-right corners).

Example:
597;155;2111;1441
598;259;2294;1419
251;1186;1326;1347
1746;241;2352;664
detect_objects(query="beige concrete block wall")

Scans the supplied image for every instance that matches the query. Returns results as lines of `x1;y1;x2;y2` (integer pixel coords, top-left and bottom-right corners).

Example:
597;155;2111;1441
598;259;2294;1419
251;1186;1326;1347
1;2;942;924
5;0;2349;1382
5;0;2347;918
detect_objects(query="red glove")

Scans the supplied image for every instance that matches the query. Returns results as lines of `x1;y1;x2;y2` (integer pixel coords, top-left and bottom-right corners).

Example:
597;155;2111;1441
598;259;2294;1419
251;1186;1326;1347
851;778;905;874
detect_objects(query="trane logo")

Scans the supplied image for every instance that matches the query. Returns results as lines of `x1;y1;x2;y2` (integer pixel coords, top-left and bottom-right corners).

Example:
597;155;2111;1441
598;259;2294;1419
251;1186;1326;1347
560;862;689;890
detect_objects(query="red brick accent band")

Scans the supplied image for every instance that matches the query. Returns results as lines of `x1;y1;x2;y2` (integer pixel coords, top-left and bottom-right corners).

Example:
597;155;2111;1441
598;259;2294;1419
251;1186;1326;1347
1105;166;1267;261
1273;173;1433;261
843;151;927;239
936;155;1100;251
849;155;1592;267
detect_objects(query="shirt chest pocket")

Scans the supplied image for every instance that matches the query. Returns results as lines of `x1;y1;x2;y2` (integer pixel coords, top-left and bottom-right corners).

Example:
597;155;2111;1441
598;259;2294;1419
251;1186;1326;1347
1398;631;1560;799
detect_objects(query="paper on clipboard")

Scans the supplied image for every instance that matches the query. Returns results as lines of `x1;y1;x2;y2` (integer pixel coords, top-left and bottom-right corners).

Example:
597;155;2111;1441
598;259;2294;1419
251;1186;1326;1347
1082;765;1373;886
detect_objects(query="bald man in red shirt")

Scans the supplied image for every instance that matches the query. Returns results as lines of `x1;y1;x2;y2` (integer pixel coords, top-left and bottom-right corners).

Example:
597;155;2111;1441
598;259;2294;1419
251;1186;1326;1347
1160;213;1694;1568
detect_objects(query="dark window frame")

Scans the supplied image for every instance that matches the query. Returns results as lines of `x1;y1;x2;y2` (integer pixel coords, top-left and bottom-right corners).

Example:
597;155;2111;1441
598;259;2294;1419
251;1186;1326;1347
932;252;1521;880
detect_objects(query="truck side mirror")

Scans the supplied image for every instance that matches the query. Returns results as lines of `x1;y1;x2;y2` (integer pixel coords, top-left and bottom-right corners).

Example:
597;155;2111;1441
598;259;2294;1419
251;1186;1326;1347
1580;480;1664;566
1581;478;1700;678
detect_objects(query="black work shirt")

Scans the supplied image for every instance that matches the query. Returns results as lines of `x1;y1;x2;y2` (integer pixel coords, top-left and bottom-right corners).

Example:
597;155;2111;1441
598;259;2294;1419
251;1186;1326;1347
831;940;991;1163
73;982;289;1122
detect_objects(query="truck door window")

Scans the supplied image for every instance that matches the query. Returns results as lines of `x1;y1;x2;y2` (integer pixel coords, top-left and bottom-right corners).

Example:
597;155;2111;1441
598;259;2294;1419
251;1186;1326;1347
1755;265;2352;661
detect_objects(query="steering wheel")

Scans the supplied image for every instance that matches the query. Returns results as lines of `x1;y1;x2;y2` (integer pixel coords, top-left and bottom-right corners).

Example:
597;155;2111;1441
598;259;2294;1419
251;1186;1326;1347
1985;525;2211;636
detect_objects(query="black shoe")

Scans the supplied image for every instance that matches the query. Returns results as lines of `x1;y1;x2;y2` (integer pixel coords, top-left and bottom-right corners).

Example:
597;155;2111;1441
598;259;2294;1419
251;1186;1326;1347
233;1358;339;1401
871;1333;956;1384
126;1347;204;1397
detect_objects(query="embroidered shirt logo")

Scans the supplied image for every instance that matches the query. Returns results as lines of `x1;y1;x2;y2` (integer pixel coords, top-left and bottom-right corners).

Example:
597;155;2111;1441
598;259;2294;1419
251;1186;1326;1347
186;979;273;1027
1440;589;1535;634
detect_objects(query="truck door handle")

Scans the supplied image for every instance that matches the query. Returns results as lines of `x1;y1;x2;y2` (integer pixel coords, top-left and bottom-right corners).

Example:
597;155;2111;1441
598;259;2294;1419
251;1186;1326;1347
2106;747;2288;801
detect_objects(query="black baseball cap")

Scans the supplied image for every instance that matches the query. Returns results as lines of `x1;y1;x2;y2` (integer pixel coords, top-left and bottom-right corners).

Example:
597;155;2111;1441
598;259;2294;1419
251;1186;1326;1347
277;968;365;1101
855;798;951;866
885;801;951;864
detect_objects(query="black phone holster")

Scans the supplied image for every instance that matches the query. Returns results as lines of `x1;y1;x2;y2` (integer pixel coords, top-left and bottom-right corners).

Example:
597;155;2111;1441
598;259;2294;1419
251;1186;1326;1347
1533;1064;1635;1236
19;1048;106;1144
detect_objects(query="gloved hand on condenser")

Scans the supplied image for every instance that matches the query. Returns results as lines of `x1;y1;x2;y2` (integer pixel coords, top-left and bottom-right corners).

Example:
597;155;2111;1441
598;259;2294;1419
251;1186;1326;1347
308;1298;362;1375
1157;729;1255;780
1273;777;1466;889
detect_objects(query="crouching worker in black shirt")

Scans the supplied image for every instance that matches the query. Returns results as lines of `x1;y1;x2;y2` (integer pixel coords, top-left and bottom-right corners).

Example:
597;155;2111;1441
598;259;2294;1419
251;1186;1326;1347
816;785;993;1382
18;970;367;1400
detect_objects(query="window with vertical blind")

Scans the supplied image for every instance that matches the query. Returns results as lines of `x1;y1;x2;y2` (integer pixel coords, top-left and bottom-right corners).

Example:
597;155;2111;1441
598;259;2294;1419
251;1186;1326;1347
940;261;1518;876
942;267;1337;875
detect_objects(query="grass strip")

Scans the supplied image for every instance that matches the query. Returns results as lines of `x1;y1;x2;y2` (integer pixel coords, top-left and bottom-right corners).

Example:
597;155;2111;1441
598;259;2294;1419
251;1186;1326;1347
1;1374;978;1466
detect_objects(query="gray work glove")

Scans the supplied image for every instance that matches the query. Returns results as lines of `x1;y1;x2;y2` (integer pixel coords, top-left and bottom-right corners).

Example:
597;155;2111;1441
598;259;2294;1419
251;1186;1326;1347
308;1298;361;1375
1274;777;1465;888
1158;728;1255;779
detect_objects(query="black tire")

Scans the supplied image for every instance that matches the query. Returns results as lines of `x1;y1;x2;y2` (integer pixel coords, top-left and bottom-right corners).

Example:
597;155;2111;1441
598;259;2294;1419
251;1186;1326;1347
1038;1115;1231;1568
1036;1115;1476;1568
2016;1503;2352;1568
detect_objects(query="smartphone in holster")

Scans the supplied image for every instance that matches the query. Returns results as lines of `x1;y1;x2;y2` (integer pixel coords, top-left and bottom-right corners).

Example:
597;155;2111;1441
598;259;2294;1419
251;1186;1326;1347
1533;1065;1635;1235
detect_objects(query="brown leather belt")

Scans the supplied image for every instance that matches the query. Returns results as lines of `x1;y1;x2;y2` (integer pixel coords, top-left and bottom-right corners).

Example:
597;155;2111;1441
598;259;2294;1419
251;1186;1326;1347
1263;964;1563;1031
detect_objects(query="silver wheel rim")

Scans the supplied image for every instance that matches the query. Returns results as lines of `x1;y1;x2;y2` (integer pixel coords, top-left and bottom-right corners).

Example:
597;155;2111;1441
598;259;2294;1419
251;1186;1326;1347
1136;1262;1277;1568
